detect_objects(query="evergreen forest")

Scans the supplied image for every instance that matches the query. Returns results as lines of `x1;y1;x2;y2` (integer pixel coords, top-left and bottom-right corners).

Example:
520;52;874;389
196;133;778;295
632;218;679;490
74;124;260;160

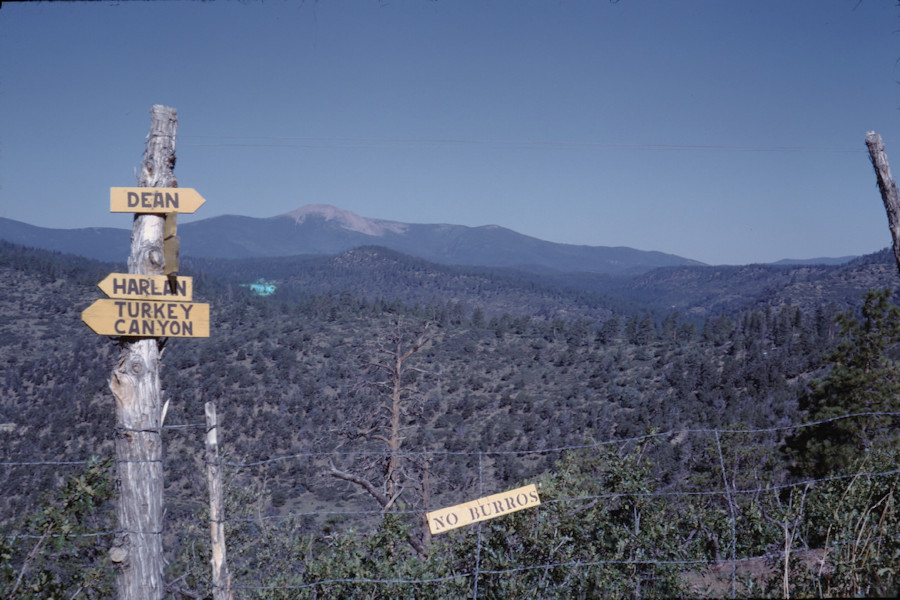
0;240;897;598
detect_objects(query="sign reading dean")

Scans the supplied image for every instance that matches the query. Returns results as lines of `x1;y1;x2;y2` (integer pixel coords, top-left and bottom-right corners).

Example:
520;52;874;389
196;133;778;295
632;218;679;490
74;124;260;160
110;187;206;214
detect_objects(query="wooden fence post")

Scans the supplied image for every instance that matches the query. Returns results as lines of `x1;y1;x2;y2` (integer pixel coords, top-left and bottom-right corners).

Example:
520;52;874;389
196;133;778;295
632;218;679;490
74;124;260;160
206;401;233;600
108;105;177;599
866;131;900;274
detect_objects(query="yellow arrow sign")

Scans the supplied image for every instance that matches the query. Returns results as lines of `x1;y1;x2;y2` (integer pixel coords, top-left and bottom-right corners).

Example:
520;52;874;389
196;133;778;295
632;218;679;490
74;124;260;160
97;274;193;301
110;187;206;214
426;484;540;535
82;299;210;338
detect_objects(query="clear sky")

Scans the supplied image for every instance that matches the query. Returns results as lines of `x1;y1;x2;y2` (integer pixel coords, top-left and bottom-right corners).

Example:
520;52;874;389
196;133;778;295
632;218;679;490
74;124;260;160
1;0;898;265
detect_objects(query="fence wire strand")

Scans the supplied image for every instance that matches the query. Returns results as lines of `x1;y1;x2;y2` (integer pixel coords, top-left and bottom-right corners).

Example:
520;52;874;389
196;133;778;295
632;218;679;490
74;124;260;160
2;412;898;596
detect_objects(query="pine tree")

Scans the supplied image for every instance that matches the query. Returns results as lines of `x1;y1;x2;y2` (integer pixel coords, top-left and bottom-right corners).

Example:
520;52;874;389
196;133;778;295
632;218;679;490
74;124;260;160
790;289;900;476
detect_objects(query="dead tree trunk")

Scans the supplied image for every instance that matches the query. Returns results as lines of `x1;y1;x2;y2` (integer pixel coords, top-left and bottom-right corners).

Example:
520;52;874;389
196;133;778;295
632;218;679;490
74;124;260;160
866;131;900;274
328;319;433;557
108;105;177;600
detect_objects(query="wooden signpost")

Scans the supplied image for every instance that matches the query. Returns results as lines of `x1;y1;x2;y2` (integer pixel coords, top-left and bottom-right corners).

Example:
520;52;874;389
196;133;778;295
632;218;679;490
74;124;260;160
80;106;227;600
426;484;541;535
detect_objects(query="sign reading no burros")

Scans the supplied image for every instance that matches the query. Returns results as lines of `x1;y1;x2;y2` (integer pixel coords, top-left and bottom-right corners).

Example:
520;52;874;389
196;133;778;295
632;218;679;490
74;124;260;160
427;484;541;535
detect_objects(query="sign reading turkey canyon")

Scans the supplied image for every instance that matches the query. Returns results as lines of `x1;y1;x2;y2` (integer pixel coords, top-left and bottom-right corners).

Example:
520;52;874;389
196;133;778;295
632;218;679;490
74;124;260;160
426;484;541;535
82;298;209;337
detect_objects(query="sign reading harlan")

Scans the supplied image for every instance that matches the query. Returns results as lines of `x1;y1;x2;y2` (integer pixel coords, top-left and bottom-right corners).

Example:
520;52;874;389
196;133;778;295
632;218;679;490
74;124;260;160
98;273;193;301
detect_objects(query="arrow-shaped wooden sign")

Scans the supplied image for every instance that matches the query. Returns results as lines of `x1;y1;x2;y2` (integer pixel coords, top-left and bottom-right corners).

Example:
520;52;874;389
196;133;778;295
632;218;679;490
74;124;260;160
82;299;209;338
97;273;193;301
110;187;206;214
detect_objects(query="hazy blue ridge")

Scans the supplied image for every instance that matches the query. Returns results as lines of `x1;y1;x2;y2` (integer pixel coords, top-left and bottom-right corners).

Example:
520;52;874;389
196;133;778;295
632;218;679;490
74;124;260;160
0;206;861;278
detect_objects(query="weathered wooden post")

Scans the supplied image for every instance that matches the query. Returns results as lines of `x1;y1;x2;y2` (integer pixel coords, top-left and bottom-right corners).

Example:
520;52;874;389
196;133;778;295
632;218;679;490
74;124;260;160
866;131;900;274
107;104;177;599
82;104;213;598
81;105;217;600
206;401;234;600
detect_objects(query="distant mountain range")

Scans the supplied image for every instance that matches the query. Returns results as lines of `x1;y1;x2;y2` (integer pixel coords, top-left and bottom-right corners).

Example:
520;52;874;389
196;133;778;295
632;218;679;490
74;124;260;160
772;256;858;266
0;204;854;275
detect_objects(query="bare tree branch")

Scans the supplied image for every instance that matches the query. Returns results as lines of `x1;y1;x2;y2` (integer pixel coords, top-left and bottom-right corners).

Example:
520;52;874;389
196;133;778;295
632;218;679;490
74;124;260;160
328;460;390;507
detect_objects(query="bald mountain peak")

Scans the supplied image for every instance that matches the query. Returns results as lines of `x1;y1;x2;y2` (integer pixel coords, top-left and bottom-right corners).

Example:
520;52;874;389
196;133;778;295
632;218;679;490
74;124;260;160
285;204;408;237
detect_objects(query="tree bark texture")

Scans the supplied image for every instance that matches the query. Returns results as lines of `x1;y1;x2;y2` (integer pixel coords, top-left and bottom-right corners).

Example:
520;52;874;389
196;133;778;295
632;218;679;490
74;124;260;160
866;131;900;274
109;105;177;600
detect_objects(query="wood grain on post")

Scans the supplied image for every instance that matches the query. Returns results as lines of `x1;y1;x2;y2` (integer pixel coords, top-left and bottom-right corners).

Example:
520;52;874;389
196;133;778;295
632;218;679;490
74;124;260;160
866;131;900;274
109;105;177;600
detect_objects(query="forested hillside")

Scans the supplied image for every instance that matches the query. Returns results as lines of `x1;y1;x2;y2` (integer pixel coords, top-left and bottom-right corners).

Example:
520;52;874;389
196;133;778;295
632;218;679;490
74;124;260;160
1;240;897;598
185;245;900;322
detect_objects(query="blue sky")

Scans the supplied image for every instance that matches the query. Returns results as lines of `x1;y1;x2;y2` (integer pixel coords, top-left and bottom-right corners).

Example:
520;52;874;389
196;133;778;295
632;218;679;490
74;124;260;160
1;0;898;265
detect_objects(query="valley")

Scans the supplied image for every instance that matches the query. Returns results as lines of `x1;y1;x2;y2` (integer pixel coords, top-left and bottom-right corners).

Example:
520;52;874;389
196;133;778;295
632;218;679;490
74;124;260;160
0;239;897;598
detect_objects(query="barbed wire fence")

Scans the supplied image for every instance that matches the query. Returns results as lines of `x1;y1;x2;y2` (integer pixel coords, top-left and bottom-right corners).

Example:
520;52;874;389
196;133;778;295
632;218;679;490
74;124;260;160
2;411;898;598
